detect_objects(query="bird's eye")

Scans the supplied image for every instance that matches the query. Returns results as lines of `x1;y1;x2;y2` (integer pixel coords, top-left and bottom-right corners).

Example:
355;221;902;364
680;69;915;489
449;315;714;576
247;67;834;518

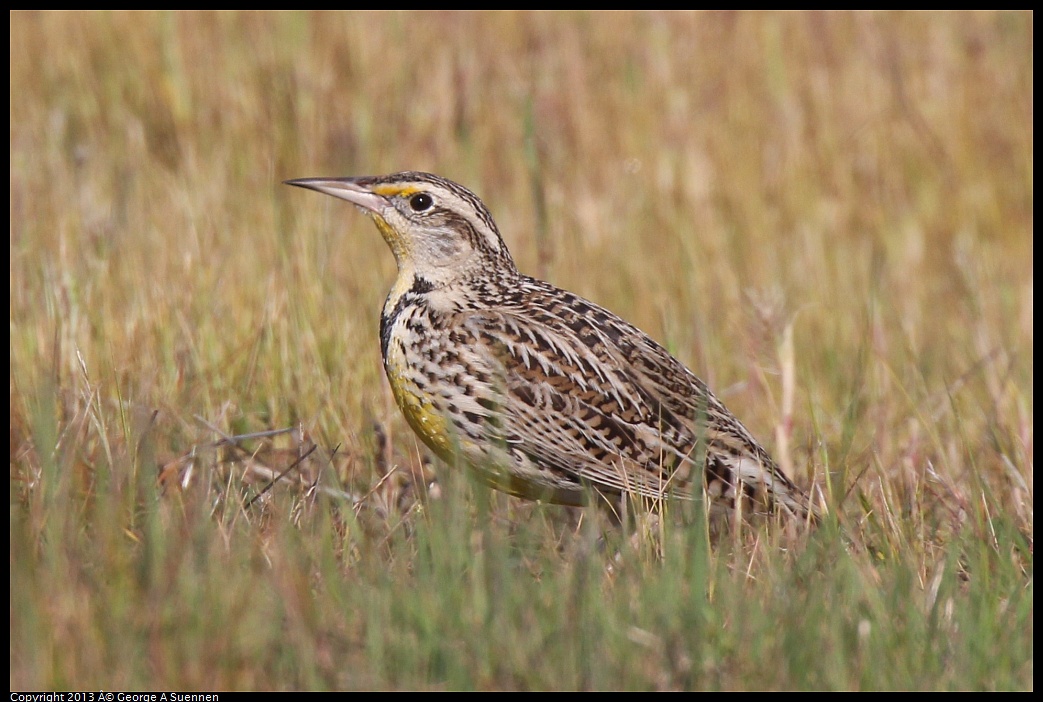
409;193;433;212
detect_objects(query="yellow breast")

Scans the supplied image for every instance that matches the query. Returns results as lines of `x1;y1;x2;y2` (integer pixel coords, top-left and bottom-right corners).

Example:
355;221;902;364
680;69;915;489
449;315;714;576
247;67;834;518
383;342;453;460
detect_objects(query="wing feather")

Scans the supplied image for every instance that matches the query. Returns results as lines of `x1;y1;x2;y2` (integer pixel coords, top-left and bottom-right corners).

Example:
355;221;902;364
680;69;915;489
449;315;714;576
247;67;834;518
438;281;814;519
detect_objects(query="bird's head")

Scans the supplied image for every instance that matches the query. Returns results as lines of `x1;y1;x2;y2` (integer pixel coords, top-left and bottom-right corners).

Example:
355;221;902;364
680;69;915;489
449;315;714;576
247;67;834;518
286;171;517;286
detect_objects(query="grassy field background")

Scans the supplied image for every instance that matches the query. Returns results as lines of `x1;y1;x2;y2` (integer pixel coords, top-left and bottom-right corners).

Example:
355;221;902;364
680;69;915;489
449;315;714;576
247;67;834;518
10;11;1032;690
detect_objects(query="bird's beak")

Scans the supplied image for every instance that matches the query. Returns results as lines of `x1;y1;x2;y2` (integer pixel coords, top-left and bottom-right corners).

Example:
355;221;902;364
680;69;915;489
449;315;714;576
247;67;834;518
284;177;387;214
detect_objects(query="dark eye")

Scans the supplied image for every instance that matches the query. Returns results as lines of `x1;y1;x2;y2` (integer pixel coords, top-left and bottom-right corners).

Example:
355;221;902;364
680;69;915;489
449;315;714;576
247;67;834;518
409;193;433;212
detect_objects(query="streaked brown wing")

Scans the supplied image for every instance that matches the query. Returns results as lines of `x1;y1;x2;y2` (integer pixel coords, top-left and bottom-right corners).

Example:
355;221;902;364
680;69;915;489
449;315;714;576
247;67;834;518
453;297;813;518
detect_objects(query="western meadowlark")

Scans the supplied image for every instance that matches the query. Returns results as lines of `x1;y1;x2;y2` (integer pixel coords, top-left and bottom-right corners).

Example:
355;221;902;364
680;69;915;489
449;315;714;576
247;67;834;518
286;172;819;522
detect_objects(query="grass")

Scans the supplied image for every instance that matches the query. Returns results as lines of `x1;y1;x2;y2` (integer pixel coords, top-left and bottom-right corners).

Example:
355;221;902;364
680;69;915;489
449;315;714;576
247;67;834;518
10;11;1032;690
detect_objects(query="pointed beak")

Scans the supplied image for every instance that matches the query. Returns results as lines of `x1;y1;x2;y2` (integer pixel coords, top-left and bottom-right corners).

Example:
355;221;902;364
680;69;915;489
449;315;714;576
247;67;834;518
284;177;388;214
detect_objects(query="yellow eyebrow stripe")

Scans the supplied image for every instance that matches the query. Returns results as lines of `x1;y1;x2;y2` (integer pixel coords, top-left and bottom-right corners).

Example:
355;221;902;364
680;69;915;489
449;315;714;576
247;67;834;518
372;185;420;197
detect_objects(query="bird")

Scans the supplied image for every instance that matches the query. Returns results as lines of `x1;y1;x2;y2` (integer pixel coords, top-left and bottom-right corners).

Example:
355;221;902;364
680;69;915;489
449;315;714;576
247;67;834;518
285;171;819;523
